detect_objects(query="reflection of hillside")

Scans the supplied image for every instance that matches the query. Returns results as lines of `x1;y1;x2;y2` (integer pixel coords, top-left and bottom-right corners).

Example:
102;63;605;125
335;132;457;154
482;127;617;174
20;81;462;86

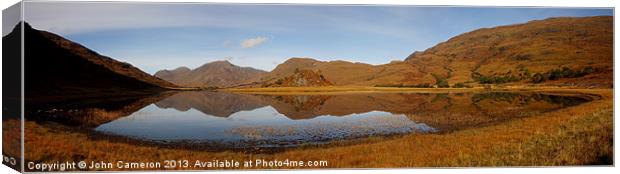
150;92;593;123
150;92;447;120
406;92;593;130
26;92;176;128
256;92;592;129
256;93;434;119
154;91;267;117
28;91;592;130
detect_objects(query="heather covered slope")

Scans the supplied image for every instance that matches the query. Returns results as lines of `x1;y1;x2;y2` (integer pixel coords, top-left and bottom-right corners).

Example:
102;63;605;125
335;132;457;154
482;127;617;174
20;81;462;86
258;58;431;87
250;16;612;88
13;22;177;100
405;16;613;88
155;60;267;88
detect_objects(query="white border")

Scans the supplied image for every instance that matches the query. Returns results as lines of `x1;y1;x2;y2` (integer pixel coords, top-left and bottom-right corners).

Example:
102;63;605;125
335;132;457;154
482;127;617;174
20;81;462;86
8;0;618;7
0;0;617;174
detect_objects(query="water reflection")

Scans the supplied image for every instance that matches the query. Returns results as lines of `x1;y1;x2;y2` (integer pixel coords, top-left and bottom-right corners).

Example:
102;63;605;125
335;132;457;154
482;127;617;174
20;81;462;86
96;105;434;147
27;91;593;148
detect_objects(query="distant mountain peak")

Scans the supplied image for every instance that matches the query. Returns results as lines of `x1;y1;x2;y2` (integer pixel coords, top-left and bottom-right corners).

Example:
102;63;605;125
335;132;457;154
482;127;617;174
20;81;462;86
195;60;238;70
208;60;233;65
155;60;267;87
214;60;232;63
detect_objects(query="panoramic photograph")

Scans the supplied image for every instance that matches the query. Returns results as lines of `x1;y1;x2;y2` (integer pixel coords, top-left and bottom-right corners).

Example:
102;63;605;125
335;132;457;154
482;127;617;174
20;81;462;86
1;1;614;172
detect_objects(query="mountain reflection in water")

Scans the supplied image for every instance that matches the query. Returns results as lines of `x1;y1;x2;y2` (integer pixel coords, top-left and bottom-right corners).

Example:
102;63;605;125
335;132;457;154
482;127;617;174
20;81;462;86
96;105;435;147
27;91;593;148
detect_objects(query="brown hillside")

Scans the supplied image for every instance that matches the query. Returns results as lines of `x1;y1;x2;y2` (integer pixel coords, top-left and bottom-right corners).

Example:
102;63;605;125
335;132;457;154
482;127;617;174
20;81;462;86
259;58;431;86
257;17;612;88
155;60;267;88
153;67;191;85
405;16;613;88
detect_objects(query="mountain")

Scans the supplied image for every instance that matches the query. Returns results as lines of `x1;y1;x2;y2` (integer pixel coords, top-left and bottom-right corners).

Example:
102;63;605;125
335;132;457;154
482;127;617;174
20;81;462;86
258;58;431;87
155;60;267;88
14;15;610;95
405;16;613;88
255;16;612;88
153;66;191;84
7;22;178;101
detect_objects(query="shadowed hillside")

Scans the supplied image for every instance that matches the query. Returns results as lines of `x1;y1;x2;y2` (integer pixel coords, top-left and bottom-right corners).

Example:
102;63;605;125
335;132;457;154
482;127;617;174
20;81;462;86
9;22;178;103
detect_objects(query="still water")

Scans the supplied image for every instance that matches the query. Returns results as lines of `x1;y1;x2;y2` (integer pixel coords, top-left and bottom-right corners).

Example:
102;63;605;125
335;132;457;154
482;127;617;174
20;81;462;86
96;105;435;147
31;91;593;148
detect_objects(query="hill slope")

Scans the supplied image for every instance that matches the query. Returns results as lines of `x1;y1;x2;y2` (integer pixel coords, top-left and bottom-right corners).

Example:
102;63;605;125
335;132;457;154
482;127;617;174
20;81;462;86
258;58;431;87
155;60;267;88
254;17;612;88
405;16;613;88
262;69;333;87
8;22;177;100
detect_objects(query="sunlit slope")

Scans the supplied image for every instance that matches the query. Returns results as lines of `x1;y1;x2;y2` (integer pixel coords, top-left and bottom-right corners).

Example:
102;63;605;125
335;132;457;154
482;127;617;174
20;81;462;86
405;16;612;88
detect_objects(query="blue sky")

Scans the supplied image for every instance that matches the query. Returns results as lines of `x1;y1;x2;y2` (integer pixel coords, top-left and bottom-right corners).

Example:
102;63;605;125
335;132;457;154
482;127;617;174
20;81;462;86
19;2;612;74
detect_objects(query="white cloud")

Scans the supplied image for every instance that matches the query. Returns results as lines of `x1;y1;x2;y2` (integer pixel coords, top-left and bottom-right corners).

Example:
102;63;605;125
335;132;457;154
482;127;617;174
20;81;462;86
240;36;268;48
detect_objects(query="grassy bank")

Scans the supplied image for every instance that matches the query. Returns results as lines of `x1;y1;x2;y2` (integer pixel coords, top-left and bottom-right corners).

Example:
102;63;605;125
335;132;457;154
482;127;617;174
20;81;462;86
222;86;489;95
221;86;588;94
12;89;613;170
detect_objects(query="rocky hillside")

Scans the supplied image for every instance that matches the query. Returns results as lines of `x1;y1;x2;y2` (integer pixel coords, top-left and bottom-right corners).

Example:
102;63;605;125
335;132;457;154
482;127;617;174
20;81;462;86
155;60;267;88
405;16;613;88
259;58;431;86
10;22;177;101
254;16;612;88
262;69;333;87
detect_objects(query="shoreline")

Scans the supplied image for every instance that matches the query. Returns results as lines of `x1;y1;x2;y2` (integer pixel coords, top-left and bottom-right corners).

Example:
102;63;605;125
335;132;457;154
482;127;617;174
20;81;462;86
219;86;607;94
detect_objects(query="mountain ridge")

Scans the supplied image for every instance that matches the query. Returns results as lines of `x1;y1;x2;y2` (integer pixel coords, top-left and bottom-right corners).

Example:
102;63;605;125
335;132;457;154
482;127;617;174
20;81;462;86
5;22;178;102
155;60;267;87
252;16;612;88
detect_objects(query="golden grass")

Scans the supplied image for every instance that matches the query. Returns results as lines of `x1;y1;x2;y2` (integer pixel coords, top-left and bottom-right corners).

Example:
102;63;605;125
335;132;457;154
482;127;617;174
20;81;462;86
223;86;488;94
11;89;613;171
221;85;588;94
